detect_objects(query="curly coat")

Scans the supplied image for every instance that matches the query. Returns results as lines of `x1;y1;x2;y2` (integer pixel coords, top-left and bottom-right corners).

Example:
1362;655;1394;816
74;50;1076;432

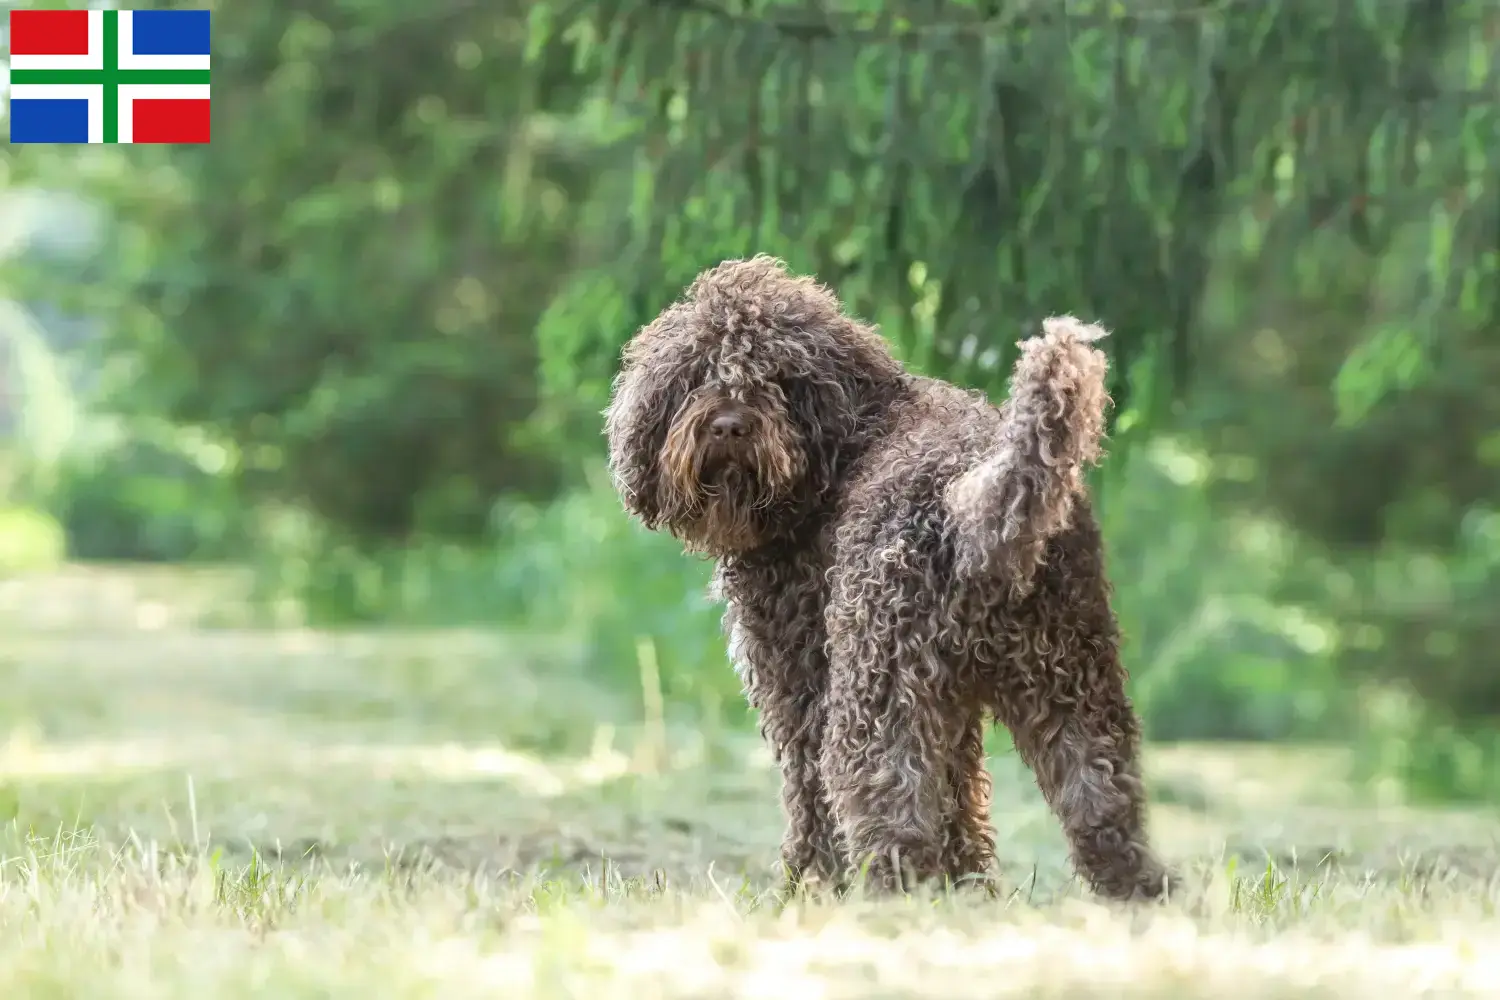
604;256;1173;900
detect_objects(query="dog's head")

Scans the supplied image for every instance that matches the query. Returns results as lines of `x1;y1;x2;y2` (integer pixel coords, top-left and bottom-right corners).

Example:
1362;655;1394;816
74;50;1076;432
604;256;905;555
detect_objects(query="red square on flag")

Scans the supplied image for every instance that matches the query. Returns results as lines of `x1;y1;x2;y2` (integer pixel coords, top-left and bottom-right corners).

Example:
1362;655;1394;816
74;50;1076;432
131;97;211;144
10;9;92;56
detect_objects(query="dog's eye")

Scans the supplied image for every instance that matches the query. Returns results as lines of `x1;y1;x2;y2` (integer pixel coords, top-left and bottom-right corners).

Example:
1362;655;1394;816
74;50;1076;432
776;378;806;401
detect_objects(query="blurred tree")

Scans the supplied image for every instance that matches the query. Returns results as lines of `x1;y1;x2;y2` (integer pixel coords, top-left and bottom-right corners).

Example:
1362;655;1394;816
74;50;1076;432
31;0;610;542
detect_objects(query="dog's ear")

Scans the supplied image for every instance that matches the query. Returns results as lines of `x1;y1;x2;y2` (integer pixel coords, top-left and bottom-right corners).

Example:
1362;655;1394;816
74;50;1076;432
603;311;696;527
783;371;861;502
783;319;905;501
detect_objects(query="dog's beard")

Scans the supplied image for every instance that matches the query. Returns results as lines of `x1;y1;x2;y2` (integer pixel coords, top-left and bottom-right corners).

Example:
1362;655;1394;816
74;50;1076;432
670;454;787;554
691;464;768;553
661;442;803;555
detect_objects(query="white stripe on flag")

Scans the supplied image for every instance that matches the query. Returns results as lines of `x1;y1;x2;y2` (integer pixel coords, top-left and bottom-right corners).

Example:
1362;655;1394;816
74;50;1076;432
116;83;210;143
7;84;105;143
116;11;211;71
8;9;104;72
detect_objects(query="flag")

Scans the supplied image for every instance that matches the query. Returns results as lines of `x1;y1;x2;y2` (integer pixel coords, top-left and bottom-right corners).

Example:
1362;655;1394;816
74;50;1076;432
8;9;211;144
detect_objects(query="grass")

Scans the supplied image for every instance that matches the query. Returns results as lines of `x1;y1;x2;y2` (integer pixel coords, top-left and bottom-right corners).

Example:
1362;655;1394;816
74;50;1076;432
1;567;1500;997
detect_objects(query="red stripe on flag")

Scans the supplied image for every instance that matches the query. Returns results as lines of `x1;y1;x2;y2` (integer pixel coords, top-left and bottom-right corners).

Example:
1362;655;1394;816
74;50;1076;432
131;99;212;144
9;10;91;57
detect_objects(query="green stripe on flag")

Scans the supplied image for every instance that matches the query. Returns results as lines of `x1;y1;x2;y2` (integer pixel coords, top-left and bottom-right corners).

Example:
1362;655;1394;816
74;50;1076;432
6;70;211;85
104;9;117;142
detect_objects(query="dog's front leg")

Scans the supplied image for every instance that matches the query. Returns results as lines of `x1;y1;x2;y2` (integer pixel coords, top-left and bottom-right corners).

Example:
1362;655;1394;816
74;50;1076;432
725;607;844;894
768;697;843;895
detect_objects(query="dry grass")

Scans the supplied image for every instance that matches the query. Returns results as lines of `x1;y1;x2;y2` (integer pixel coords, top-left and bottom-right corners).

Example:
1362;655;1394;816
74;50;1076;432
1;566;1500;998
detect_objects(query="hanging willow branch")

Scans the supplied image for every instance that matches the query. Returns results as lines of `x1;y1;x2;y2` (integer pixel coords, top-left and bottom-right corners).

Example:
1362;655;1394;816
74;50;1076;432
646;0;1261;40
561;0;1497;432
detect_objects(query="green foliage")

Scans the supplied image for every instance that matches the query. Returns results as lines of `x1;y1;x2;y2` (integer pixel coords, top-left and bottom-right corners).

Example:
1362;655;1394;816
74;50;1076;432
0;505;66;574
0;234;242;563
1354;684;1500;803
14;0;609;545
483;477;733;717
249;468;741;723
48;427;245;562
539;0;1498;412
1097;441;1344;742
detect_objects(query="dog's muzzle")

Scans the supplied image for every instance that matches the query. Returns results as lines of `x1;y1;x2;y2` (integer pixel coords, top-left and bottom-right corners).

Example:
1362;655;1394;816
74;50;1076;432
698;405;757;480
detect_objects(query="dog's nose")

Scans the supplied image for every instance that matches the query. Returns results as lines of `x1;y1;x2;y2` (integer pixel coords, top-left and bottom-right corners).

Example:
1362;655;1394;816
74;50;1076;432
709;412;747;439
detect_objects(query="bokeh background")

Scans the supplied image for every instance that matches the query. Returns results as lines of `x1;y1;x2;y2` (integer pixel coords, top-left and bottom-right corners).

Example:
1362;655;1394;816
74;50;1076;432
2;0;1497;803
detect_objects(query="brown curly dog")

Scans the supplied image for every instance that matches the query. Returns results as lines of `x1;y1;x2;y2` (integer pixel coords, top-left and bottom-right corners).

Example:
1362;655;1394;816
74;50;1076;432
604;256;1173;901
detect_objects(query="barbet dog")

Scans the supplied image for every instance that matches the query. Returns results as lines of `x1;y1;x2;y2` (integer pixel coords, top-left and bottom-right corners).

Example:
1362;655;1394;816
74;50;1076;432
604;256;1173;901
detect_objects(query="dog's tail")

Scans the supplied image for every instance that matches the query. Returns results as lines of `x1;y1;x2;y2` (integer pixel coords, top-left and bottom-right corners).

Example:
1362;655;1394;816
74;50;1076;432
945;316;1112;598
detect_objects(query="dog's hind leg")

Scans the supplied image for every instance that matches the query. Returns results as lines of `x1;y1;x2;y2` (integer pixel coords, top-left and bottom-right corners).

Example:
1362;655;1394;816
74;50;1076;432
820;675;955;890
1000;662;1174;902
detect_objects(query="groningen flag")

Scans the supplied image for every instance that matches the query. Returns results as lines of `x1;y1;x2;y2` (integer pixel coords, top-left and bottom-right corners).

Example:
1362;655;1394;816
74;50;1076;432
8;9;211;144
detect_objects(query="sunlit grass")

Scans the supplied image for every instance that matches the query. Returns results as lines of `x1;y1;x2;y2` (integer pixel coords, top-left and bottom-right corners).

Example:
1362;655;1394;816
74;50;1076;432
4;831;1500;998
1;566;1499;997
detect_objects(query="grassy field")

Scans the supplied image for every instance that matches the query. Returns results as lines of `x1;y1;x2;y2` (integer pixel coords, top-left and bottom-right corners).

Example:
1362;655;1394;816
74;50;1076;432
1;567;1499;997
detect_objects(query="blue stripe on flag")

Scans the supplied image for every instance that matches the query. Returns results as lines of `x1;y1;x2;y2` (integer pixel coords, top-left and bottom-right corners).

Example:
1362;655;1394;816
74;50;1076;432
9;99;91;144
130;10;211;56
